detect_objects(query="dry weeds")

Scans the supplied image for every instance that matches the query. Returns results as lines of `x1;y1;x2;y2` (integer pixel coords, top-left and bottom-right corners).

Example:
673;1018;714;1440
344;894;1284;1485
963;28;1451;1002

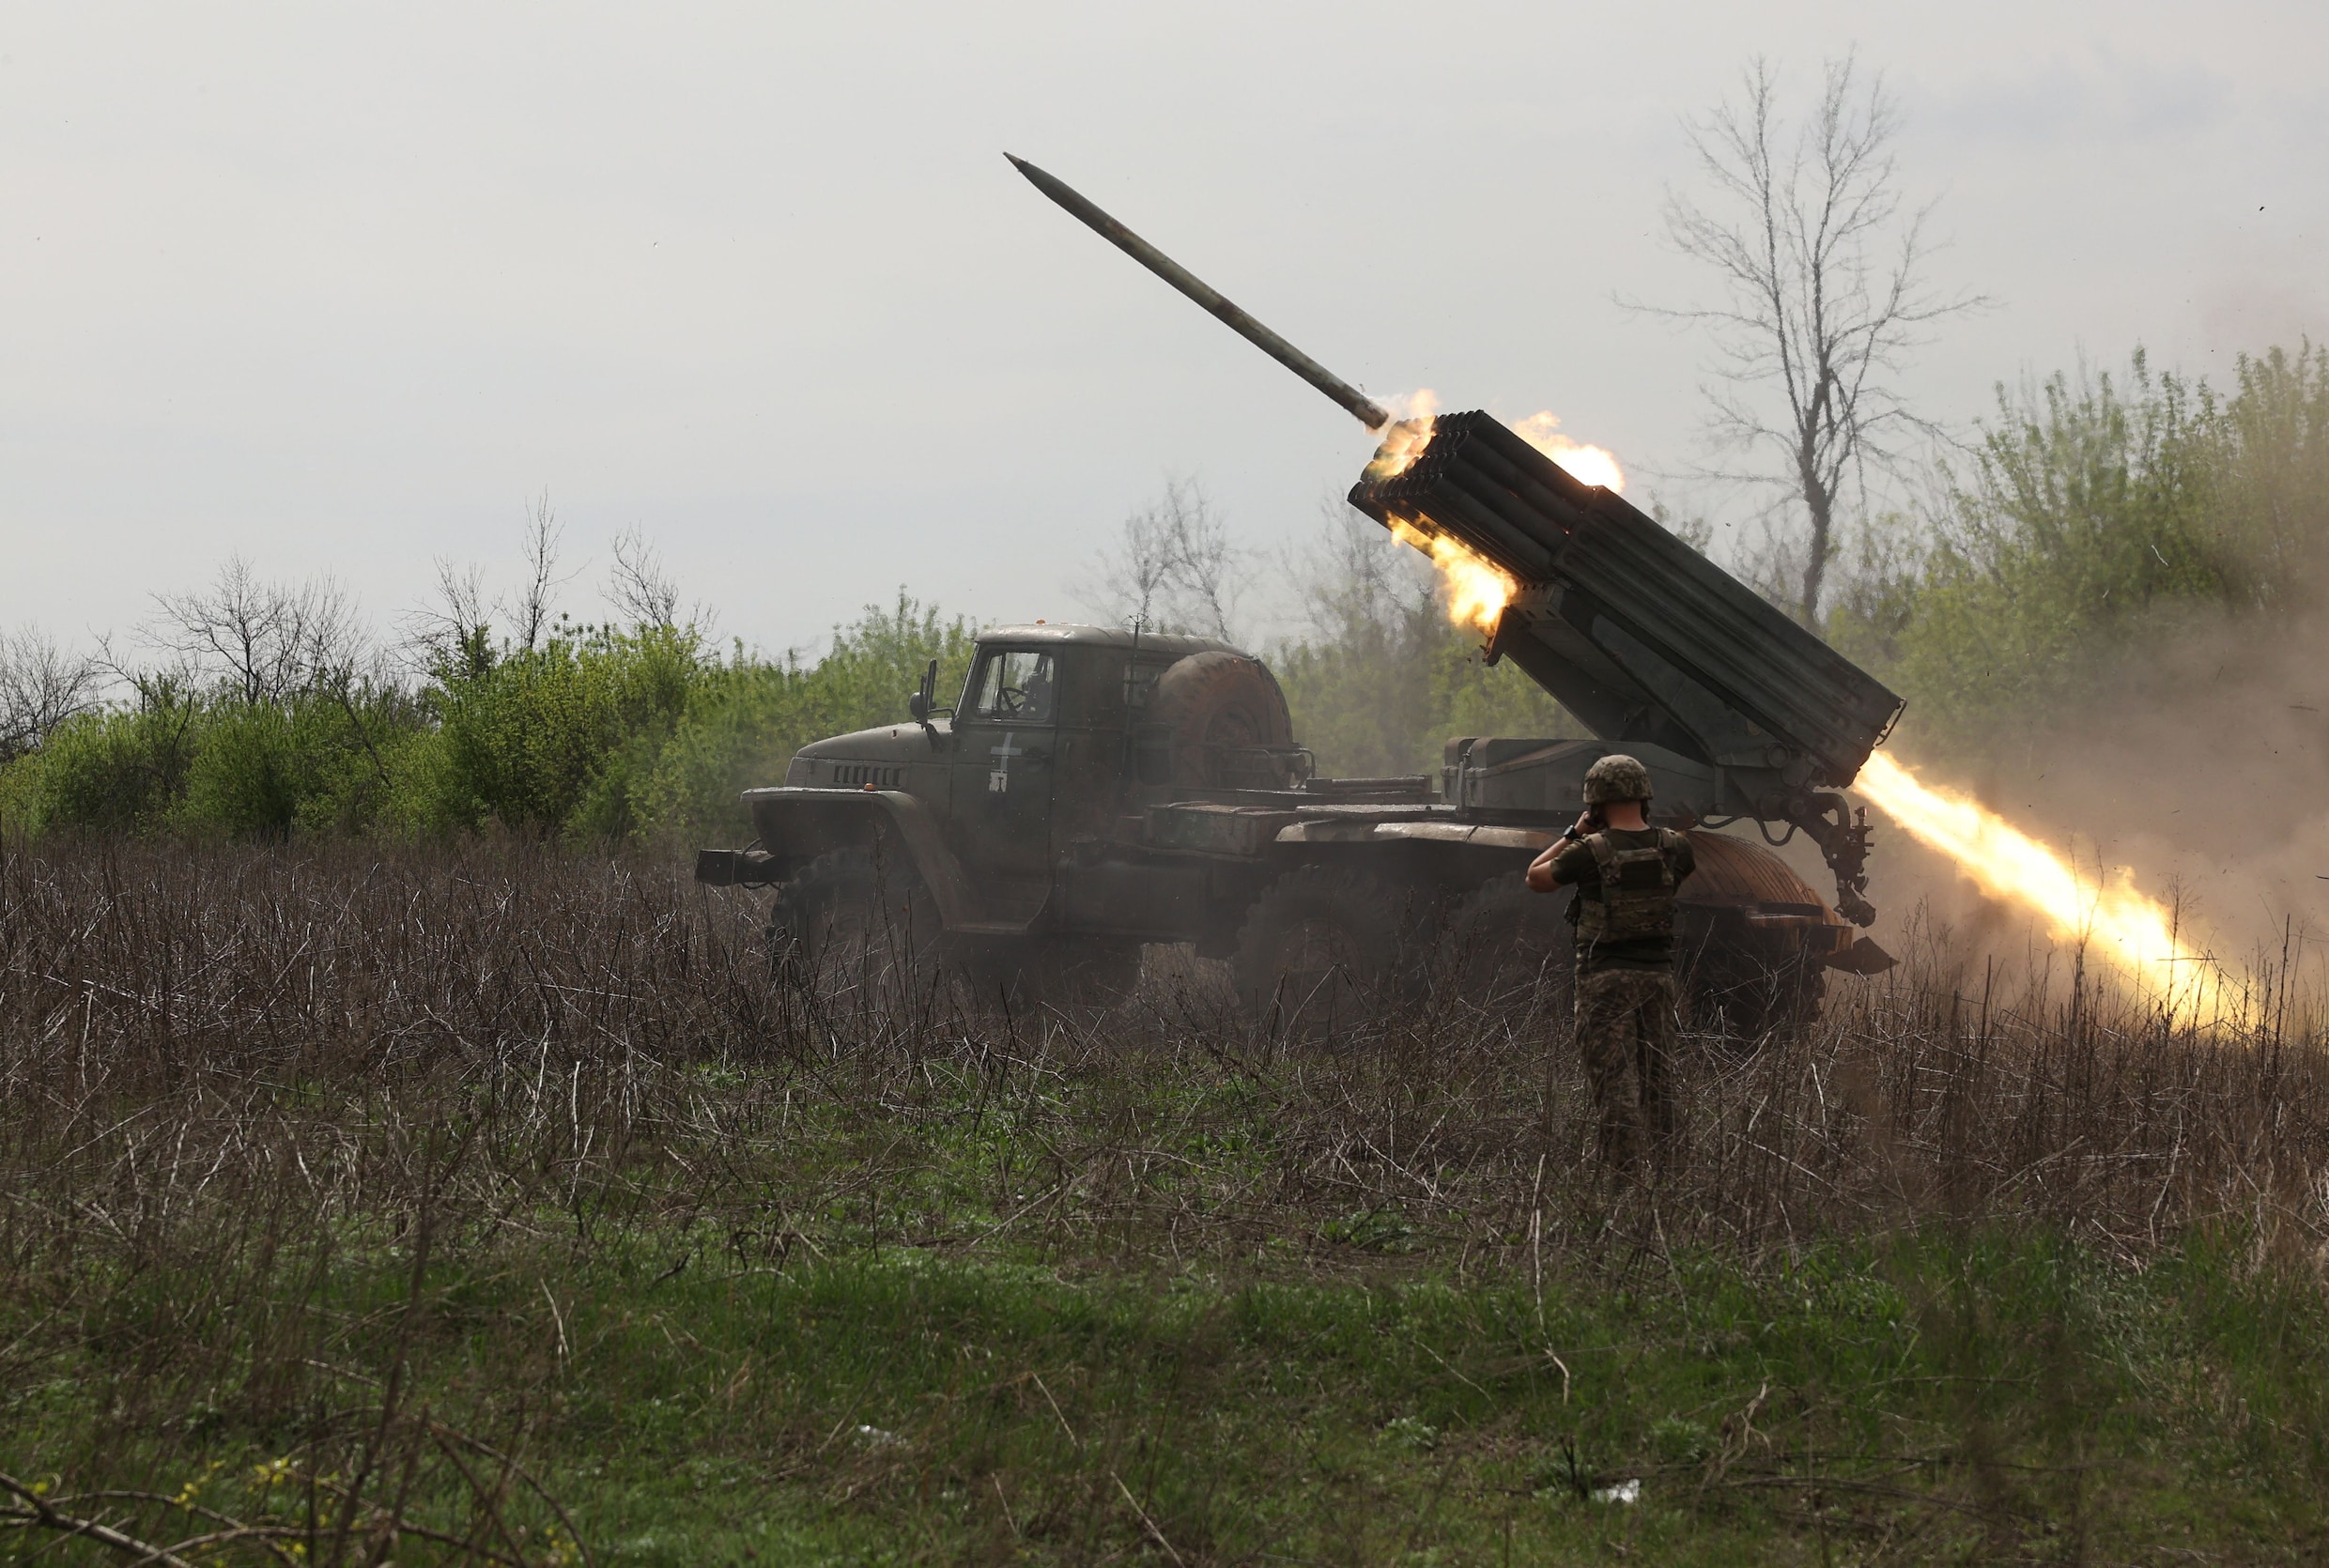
3;836;2325;1560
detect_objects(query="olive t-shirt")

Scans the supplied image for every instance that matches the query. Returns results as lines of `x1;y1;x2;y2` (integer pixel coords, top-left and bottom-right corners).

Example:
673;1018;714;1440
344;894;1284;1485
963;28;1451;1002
1547;828;1697;973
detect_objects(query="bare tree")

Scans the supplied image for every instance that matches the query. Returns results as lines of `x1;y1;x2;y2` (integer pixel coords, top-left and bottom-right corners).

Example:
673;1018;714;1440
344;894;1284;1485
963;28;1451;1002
1078;477;1244;641
1629;54;1985;625
402;557;495;677
1288;502;1437;650
606;526;683;630
0;626;102;759
506;491;576;653
405;499;634;677
146;555;362;705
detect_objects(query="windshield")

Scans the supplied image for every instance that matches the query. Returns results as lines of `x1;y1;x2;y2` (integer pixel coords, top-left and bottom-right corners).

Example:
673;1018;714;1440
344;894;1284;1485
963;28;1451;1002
968;649;1057;723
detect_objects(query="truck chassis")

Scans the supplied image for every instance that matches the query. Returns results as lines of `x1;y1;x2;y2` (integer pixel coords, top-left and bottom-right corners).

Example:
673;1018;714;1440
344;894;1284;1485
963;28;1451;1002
699;625;1887;1031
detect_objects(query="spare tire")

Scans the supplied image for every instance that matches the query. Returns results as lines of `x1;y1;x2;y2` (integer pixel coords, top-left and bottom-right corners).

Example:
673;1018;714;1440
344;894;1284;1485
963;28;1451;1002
1143;652;1298;790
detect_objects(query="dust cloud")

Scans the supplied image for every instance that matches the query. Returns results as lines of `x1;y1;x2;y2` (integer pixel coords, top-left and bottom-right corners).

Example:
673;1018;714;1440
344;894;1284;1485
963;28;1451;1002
1847;598;2329;1006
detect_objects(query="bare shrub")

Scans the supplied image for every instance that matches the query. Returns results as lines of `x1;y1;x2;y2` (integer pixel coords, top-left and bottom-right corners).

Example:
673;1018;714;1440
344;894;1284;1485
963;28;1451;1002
0;625;102;760
143;555;364;706
1077;476;1245;641
3;838;2320;1271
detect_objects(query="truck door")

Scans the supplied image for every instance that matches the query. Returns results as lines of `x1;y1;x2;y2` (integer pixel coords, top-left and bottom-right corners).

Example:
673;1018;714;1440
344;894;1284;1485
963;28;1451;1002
950;646;1059;899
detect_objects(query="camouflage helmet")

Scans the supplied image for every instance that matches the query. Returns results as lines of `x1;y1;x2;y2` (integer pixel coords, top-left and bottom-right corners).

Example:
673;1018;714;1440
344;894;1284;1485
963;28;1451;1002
1582;753;1653;806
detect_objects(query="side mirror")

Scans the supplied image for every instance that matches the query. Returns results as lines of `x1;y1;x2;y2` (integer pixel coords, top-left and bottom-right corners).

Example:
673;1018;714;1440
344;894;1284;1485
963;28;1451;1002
909;657;940;734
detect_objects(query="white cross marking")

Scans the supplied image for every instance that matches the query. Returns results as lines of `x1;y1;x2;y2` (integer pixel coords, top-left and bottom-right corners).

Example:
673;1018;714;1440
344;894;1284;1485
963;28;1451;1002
988;731;1020;794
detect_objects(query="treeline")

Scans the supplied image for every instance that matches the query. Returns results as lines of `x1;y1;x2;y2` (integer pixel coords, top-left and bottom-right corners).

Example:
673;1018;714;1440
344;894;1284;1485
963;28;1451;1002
0;579;979;846
1828;342;2329;758
5;340;2320;844
0;492;1566;843
0;569;1552;844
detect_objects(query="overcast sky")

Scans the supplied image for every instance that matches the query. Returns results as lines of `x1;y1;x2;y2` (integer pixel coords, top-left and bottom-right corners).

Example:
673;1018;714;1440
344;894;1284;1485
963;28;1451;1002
3;1;2322;659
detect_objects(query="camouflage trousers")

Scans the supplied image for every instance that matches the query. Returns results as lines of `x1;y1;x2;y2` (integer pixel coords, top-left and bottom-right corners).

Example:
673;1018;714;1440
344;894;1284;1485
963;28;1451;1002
1572;968;1679;1175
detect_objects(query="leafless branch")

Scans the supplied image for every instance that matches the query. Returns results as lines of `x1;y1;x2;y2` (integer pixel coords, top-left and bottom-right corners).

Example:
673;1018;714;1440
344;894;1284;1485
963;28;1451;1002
0;626;103;759
401;558;494;677
606;527;683;631
142;556;364;706
1623;54;1988;623
0;1471;200;1568
505;492;579;654
1075;477;1245;642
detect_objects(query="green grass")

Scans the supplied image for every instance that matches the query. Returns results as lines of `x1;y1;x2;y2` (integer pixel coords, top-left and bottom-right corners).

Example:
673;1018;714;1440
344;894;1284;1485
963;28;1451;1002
9;1086;2327;1564
8;838;2329;1563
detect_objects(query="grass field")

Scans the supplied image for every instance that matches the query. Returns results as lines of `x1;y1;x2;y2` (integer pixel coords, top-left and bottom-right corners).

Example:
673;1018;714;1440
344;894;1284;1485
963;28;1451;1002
5;839;2327;1564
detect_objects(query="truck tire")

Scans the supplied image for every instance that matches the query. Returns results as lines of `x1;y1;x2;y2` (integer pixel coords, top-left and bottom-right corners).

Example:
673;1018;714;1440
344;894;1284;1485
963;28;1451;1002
1148;652;1298;789
962;936;1144;1008
772;846;944;991
1231;866;1409;1033
1671;832;1842;1040
1682;938;1825;1041
1447;851;1826;1038
1443;873;1574;1008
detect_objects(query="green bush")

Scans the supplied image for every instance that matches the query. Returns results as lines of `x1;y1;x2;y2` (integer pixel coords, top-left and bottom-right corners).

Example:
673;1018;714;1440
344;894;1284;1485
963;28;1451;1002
623;595;978;844
191;688;424;838
0;595;976;848
1830;341;2329;756
413;621;707;838
6;694;204;835
5;684;431;841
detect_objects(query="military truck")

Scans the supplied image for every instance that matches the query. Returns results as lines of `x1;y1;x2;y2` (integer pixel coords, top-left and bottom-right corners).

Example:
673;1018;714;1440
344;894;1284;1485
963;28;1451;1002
694;623;1892;1028
694;158;1908;1025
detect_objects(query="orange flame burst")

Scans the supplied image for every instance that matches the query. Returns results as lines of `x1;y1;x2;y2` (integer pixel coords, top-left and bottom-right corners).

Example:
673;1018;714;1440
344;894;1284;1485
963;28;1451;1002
1511;410;1626;491
1362;392;1627;633
1386;517;1514;634
1854;752;2226;1018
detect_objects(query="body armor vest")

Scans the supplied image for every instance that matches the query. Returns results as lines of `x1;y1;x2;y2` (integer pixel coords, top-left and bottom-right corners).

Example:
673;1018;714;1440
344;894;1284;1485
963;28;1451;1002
1573;828;1687;942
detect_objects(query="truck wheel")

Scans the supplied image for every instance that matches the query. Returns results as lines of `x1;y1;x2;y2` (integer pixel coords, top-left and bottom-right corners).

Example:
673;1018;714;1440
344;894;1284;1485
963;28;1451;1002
1442;872;1574;1008
1674;832;1840;1038
964;937;1144;1008
1682;935;1825;1041
1232;866;1408;1032
1148;652;1298;789
1046;938;1145;1004
772;846;943;991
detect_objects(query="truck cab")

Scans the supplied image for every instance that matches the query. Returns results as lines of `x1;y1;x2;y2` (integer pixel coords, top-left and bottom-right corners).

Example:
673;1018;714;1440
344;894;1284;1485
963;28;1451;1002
764;626;1252;907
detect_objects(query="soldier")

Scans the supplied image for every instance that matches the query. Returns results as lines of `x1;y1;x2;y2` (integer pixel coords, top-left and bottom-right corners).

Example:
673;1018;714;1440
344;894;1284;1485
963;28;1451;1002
1524;754;1696;1176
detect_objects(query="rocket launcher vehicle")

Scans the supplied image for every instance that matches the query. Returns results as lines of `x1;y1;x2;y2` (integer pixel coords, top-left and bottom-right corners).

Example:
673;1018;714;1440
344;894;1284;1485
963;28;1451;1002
1007;155;1904;925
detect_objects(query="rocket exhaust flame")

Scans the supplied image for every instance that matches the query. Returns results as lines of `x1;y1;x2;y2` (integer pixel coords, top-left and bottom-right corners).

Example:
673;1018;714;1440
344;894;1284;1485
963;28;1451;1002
1387;517;1515;634
1362;392;1442;482
1363;392;1627;490
1854;752;2227;1018
1363;392;1626;630
1511;411;1625;492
